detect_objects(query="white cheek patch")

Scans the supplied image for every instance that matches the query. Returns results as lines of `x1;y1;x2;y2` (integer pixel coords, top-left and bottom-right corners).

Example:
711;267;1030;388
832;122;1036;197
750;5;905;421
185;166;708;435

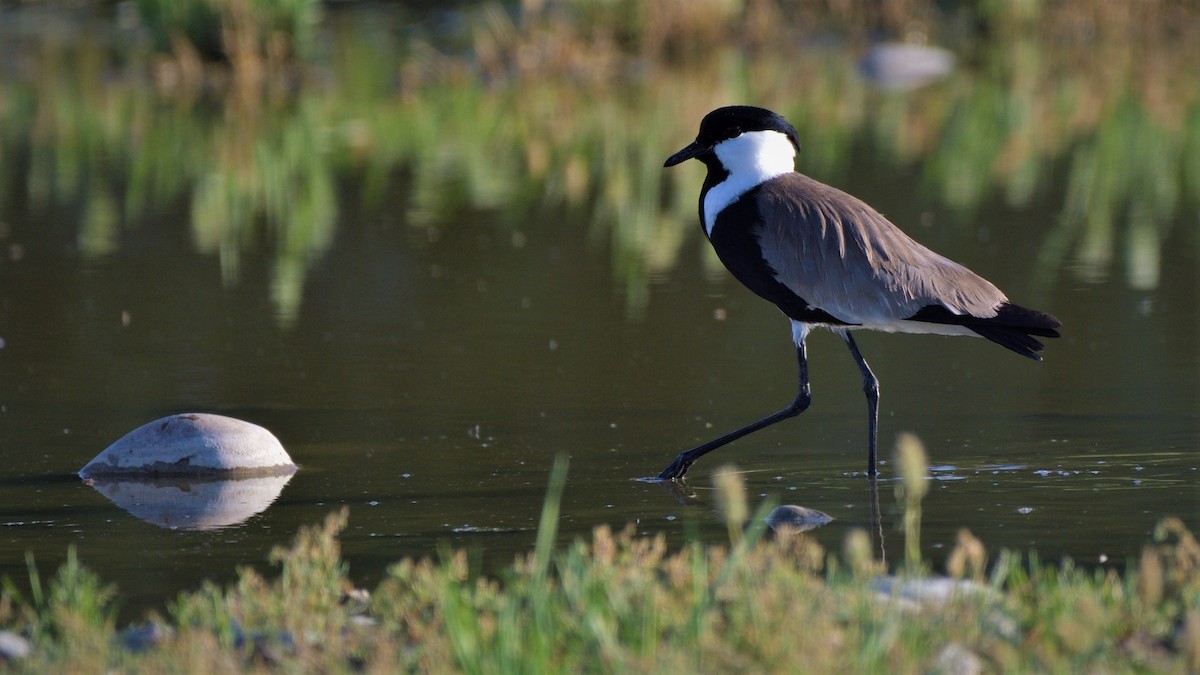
703;130;796;235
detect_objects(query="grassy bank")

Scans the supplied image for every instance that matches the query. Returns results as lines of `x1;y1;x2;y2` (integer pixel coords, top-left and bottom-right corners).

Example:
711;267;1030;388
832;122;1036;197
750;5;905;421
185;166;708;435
2;455;1197;673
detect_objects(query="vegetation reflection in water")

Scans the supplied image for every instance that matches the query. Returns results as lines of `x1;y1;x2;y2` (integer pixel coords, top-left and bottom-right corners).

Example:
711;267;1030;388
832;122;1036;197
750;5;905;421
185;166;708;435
0;2;1197;324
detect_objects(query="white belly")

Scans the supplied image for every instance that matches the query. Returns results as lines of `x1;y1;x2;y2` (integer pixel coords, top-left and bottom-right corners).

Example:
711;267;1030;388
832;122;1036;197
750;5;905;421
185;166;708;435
790;318;977;346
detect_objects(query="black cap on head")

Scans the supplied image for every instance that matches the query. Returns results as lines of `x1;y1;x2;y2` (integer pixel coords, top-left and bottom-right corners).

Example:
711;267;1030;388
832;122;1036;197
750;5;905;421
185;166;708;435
664;106;800;167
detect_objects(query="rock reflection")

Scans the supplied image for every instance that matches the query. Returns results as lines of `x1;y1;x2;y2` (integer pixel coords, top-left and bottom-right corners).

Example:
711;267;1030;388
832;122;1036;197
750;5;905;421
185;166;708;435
83;473;294;531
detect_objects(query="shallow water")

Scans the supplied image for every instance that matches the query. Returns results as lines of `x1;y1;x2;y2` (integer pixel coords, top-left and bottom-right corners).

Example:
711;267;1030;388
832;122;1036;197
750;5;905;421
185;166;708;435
0;5;1197;620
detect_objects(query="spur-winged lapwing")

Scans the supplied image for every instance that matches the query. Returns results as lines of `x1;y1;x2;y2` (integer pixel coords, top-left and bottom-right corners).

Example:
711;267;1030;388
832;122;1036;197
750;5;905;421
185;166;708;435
656;105;1060;481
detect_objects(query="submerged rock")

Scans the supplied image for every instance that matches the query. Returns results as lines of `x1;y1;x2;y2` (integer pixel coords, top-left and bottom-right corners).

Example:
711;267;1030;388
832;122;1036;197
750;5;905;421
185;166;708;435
765;504;834;533
79;413;297;478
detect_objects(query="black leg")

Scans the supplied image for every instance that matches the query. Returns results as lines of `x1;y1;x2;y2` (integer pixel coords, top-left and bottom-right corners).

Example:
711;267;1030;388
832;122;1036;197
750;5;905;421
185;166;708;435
657;338;812;481
841;332;879;476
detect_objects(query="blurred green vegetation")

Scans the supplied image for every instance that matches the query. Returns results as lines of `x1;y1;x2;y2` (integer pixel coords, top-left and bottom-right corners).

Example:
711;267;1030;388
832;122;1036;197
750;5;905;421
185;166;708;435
0;1;1196;320
133;0;319;63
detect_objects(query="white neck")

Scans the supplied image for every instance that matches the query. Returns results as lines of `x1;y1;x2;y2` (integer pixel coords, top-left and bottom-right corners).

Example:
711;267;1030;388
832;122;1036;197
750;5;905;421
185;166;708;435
702;130;796;234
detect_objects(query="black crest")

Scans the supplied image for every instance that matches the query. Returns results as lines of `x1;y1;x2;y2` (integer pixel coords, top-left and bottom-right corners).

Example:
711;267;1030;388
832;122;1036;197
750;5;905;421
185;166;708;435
664;105;801;168
696;106;801;154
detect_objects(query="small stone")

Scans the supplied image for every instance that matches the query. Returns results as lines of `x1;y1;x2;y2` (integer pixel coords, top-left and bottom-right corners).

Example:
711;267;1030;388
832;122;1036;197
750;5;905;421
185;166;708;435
349;615;377;628
765;505;833;533
121;622;171;652
860;43;955;92
935;642;983;675
870;576;994;606
0;631;32;661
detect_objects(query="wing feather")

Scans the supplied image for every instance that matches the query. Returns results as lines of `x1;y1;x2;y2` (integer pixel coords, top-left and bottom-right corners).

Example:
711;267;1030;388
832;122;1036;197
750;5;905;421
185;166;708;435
754;173;1007;325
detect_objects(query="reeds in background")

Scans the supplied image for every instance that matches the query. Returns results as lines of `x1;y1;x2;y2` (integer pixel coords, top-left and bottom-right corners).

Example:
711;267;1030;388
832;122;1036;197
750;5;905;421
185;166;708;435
0;1;1196;319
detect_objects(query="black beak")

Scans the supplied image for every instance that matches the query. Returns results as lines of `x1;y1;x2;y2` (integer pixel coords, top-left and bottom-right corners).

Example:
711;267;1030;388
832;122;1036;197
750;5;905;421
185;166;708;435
664;141;705;168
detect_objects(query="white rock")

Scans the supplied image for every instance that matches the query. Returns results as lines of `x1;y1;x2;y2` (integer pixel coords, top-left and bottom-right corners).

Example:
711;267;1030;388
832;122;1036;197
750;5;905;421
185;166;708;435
869;576;995;607
935;642;984;675
79;413;296;478
860;43;955;91
0;630;32;661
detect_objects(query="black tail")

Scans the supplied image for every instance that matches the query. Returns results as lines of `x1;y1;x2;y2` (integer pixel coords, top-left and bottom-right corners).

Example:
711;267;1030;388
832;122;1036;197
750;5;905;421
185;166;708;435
910;302;1061;361
968;303;1061;360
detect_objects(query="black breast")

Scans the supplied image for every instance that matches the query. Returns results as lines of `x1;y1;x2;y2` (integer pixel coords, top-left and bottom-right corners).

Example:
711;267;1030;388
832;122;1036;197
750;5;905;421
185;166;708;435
706;186;849;326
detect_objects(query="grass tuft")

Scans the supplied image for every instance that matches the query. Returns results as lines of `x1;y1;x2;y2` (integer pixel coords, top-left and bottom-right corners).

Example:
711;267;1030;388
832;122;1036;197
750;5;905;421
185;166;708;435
894;432;929;573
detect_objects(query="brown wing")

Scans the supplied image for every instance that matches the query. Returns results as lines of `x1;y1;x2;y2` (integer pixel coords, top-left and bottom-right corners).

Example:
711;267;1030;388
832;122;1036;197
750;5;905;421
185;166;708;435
753;173;1007;326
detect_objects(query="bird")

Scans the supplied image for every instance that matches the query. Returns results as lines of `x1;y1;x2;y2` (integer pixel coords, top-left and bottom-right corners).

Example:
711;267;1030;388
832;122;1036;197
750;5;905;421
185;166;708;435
656;105;1060;481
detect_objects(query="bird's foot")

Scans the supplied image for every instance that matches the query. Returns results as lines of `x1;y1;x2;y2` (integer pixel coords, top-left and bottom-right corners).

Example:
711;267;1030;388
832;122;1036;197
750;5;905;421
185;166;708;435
656;453;694;482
